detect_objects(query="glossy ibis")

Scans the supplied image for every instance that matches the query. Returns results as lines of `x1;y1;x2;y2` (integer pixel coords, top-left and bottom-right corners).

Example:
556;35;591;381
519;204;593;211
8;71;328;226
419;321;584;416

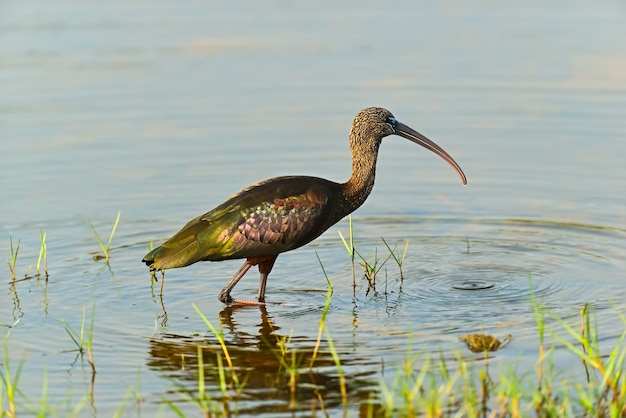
143;107;467;305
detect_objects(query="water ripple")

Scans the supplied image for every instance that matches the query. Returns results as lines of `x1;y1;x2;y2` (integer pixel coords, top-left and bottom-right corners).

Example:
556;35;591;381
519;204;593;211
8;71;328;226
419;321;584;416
327;217;626;330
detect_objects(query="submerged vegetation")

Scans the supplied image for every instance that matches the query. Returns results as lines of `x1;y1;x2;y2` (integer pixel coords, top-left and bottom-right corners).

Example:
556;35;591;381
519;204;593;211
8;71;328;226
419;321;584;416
2;287;622;416
160;293;626;417
1;215;624;416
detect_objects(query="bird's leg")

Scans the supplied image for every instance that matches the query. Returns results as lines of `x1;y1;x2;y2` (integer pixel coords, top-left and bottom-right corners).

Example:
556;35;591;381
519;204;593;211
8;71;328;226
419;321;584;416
256;255;278;303
218;260;253;305
219;256;278;305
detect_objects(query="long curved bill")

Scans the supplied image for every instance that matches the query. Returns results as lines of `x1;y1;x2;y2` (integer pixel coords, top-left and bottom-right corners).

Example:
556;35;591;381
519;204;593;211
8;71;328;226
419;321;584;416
394;121;467;185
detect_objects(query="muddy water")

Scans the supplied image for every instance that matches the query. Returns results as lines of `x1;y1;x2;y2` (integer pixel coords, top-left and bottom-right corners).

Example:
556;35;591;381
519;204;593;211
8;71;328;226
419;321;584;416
1;0;625;416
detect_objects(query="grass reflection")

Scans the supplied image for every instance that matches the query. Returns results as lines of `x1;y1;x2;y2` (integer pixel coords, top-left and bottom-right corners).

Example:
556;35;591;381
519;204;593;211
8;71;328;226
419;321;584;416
141;286;626;417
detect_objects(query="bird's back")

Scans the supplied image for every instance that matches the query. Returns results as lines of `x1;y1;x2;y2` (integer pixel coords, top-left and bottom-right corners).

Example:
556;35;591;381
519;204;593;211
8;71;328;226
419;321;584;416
143;176;344;271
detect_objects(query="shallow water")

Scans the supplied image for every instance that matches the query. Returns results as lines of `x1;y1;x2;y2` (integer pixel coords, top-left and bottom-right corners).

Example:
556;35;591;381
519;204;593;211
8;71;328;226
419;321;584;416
1;0;625;416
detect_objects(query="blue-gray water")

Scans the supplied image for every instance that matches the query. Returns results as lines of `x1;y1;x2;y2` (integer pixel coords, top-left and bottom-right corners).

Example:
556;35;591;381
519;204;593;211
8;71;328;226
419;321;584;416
1;0;625;416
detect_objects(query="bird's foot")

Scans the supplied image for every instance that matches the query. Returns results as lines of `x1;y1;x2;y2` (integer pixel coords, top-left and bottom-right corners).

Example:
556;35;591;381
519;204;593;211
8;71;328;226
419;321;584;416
229;298;266;306
219;292;265;306
218;291;233;305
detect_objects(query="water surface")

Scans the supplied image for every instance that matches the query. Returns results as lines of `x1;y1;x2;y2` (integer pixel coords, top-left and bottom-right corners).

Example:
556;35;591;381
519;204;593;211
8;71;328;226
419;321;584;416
1;0;625;416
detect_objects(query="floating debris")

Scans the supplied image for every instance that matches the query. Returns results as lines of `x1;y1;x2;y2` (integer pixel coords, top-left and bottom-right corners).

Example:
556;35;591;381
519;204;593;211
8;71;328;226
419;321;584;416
461;333;512;353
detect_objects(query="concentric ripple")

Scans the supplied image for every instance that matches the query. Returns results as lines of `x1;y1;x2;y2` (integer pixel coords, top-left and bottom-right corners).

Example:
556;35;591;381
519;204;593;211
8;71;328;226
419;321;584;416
343;217;626;327
406;268;559;306
451;281;495;290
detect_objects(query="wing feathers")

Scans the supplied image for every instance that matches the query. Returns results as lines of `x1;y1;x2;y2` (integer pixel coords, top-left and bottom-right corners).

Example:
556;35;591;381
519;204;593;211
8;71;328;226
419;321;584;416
143;176;340;270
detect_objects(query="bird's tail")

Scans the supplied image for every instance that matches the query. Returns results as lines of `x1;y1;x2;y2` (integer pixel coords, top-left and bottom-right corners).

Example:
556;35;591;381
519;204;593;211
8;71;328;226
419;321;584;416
142;247;163;271
142;240;207;271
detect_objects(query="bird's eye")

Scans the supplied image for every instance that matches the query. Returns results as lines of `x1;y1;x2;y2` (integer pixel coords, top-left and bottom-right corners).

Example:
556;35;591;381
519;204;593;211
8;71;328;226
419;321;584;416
386;116;396;132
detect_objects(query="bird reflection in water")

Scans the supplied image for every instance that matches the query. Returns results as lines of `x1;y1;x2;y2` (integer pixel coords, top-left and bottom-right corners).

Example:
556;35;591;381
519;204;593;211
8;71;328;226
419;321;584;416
147;304;378;415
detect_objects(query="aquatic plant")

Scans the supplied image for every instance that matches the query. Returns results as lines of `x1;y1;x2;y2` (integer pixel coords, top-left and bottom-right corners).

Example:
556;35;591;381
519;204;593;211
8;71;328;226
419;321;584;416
338;215;356;286
311;252;334;368
381;237;409;280
0;331;23;417
272;331;303;407
193;304;241;389
60;303;96;374
163;344;228;417
36;229;48;278
1;216;624;416
312;253;347;405
373;288;626;417
551;303;625;415
1;291;624;416
355;246;392;292
89;210;121;261
339;218;407;293
6;232;21;280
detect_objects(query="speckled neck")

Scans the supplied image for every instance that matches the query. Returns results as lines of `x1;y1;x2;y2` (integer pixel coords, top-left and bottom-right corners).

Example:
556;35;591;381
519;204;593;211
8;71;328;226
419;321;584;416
339;131;382;215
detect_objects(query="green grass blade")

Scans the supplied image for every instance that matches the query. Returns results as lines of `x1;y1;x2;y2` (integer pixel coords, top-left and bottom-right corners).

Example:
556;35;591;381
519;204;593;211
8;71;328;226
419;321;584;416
338;230;353;257
87;302;96;373
381;237;400;266
215;349;227;399
10;232;20;268
7;232;21;279
192;304;239;387
197;345;208;408
61;305;87;351
338;216;355;258
338;215;356;285
37;367;48;418
163;399;186;417
88;221;107;255
311;252;334;368
60;319;82;351
401;240;409;263
112;386;135;418
36;230;47;275
324;326;346;405
89;210;121;259
106;210;121;252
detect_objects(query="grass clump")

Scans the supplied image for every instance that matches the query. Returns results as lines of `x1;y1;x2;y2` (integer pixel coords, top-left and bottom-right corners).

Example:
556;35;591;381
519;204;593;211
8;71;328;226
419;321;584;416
312;253;347;406
1;331;24;417
163;345;223;417
5;230;49;282
163;306;249;416
374;298;625;417
273;331;303;408
381;237;409;280
355;246;392;291
60;303;96;375
339;217;410;294
551;303;625;415
89;210;121;261
193;304;239;388
1;329;92;417
6;232;21;280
